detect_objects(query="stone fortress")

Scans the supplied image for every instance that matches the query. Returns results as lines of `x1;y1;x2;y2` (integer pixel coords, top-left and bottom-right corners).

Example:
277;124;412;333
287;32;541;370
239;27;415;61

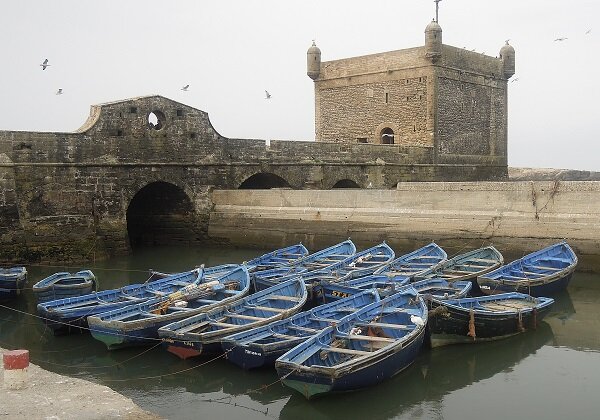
1;17;598;270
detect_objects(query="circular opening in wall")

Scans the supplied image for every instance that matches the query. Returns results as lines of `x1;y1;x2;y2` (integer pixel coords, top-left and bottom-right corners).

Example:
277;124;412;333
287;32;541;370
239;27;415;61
148;110;166;131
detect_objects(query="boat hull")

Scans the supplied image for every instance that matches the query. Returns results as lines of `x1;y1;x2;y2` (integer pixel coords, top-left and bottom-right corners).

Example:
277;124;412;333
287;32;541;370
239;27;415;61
277;327;426;399
427;299;552;347
478;269;575;297
0;269;27;302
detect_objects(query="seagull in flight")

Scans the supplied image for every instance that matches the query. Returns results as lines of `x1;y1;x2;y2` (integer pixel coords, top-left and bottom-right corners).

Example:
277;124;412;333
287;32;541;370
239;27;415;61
181;84;189;91
585;29;592;35
510;78;519;83
40;58;50;70
56;88;63;95
554;37;568;42
265;90;271;99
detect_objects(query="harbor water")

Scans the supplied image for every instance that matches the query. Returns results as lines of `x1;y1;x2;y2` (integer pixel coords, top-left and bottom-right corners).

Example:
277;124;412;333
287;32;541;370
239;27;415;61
1;245;599;420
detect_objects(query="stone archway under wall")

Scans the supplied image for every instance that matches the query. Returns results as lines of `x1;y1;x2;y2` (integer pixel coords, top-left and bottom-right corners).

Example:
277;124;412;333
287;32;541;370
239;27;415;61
332;179;360;189
238;173;292;189
126;181;199;249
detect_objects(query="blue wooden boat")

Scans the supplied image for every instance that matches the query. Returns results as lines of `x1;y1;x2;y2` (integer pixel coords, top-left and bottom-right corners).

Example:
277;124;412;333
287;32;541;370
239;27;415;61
88;266;251;349
158;277;308;360
221;289;380;369
374;242;447;278
252;240;357;291
320;273;412;303
37;264;238;334
0;267;27;301
243;243;309;272
268;242;395;299
275;286;428;399
32;270;97;303
321;276;471;303
427;292;554;347
477;241;578;297
415;246;503;293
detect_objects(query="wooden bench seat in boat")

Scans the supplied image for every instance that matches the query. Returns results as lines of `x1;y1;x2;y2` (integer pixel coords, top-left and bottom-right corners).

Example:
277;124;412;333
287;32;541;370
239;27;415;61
250;305;286;313
322;346;370;356
226;313;265;321
355;321;414;330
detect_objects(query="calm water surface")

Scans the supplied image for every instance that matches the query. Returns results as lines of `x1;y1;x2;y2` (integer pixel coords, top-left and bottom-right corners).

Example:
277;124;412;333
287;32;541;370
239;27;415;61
1;245;600;420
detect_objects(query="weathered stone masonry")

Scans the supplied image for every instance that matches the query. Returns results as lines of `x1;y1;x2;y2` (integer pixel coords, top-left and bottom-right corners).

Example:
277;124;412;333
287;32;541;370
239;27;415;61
0;93;506;262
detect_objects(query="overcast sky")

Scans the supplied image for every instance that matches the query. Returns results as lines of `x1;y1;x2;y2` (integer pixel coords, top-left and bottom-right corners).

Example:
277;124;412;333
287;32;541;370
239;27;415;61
1;0;598;171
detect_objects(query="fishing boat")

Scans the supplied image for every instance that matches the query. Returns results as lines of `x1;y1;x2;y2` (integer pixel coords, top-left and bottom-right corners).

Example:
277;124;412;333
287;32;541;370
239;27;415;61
320;273;411;303
427;292;554;347
275;286;428;399
271;242;395;300
88;266;251;349
37;264;238;334
252;240;357;291
0;267;27;301
32;270;97;303
159;277;308;360
243;243;309;272
221;289;380;369
477;241;578;296
321;275;471;303
415;245;503;293
374;242;447;278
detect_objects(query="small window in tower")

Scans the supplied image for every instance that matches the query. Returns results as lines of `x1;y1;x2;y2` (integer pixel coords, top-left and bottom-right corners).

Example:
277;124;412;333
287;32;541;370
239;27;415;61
129;106;137;114
407;96;410;101
176;109;184;117
385;93;389;104
380;127;395;145
419;77;422;82
356;138;368;143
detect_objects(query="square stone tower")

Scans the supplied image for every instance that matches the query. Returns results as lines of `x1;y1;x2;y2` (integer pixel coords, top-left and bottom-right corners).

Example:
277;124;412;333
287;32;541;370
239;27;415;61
307;21;515;168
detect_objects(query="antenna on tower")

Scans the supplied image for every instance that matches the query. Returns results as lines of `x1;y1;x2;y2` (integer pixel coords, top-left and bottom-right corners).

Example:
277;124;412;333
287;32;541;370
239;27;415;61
434;0;442;23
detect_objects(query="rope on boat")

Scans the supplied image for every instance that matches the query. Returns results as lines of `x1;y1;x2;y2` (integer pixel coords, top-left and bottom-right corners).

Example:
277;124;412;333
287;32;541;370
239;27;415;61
467;308;476;339
427;305;449;319
100;347;235;382
517;310;525;332
0;303;165;344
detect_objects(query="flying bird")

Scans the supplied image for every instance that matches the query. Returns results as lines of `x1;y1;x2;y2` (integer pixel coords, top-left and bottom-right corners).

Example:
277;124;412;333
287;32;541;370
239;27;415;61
56;88;63;95
181;84;189;91
585;29;592;35
554;37;568;42
265;90;271;99
40;58;50;70
510;78;519;83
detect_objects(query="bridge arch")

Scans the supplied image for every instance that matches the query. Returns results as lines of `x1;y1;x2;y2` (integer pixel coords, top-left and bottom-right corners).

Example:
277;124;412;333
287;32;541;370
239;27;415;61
238;173;292;189
332;179;360;189
126;181;198;249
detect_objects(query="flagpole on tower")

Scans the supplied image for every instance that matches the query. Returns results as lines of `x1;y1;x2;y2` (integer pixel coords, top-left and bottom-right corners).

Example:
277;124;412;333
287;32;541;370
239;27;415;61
435;0;442;23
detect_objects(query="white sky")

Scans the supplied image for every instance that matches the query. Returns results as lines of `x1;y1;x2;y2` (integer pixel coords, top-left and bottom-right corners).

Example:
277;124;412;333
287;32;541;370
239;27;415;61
0;0;598;171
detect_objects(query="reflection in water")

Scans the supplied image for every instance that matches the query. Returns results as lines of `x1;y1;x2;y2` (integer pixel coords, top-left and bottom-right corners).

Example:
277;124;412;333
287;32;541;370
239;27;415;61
1;247;600;420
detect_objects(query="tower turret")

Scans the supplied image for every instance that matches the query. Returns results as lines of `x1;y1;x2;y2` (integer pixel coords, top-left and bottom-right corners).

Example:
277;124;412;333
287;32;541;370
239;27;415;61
425;20;442;62
499;41;515;79
307;41;321;80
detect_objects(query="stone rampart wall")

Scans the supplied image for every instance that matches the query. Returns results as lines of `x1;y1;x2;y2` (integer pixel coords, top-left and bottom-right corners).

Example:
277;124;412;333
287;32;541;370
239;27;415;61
209;181;600;272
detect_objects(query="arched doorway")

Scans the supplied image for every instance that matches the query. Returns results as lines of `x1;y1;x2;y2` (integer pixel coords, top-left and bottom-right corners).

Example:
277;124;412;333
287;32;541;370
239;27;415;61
380;127;395;144
126;181;197;249
332;179;360;189
239;173;291;189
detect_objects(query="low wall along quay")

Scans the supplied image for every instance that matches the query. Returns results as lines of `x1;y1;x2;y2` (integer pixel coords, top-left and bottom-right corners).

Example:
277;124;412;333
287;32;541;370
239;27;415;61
208;181;600;272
